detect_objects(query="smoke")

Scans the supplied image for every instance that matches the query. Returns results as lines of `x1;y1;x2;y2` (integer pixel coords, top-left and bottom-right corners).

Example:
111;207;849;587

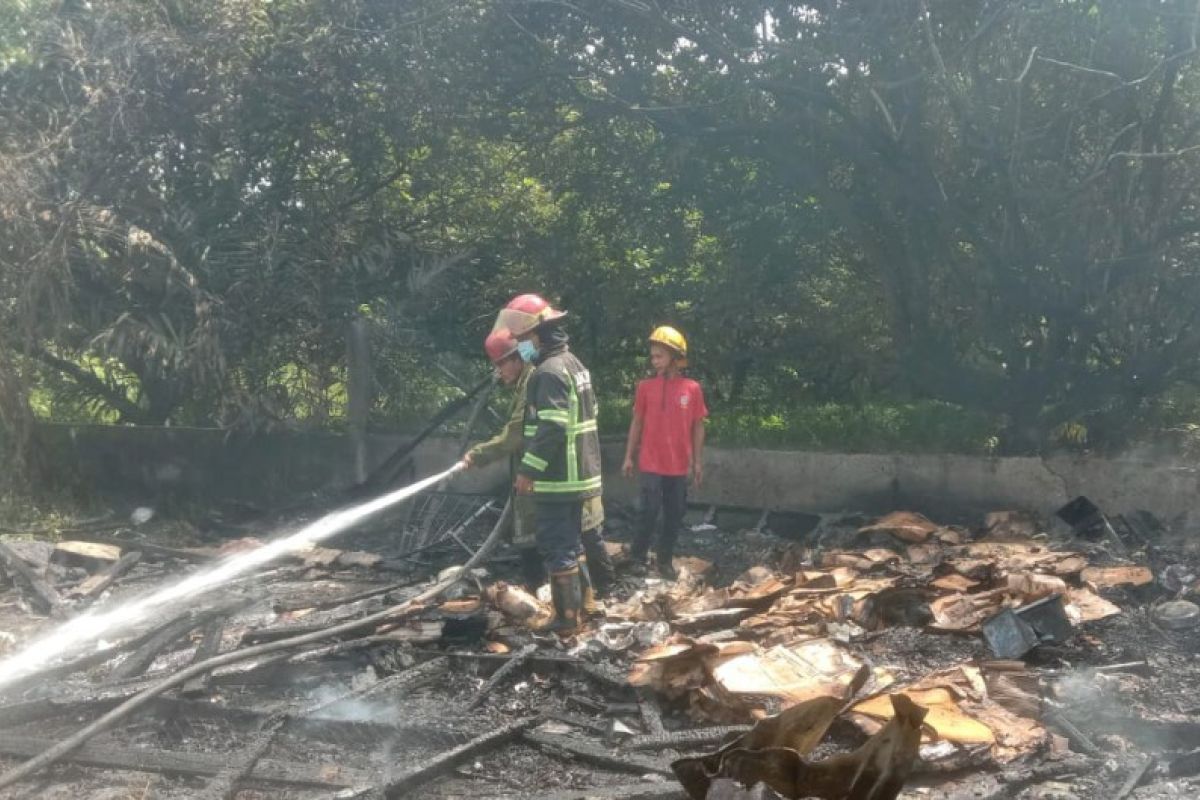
1052;668;1174;753
0;463;463;691
307;684;396;725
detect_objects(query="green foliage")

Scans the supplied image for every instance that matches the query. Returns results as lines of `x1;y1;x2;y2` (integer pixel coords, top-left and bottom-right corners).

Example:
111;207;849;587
705;402;1004;455
4;0;1200;462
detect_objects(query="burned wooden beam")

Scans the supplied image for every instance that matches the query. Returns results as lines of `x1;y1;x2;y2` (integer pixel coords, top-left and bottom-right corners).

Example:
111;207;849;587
303;656;449;719
0;540;67;617
637;690;666;737
146;696;418;744
69;551;142;602
288;633;416;663
417;647;583;669
623;726;751;752
4;606;247;698
200;712;288;800
524;730;675;777
0;697;125;730
568;695;641;717
0;732;368;788
466;643;536;710
1114;755;1155;800
545;711;609;736
273;577;420;613
109;601;243;682
577;661;631;690
1169;749;1200;778
971;759;1089;800
69;534;213;563
181;614;229;696
522;784;686;800
1044;711;1101;758
239;619;349;645
369;715;538;798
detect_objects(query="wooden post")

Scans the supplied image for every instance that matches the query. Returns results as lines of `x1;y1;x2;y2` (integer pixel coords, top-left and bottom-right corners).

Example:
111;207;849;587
347;315;372;485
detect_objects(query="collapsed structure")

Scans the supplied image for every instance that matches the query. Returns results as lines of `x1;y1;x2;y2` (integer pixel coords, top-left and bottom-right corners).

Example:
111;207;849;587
0;494;1196;799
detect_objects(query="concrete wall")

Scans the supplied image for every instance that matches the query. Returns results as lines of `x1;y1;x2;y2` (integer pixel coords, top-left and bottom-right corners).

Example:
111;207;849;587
36;424;1200;520
36;424;510;507
687;449;1200;521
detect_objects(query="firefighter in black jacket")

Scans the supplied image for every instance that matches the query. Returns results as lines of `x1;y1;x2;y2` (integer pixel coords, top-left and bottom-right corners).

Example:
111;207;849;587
495;294;603;634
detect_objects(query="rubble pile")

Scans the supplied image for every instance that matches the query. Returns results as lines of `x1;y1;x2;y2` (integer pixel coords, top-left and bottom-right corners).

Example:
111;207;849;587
0;496;1198;799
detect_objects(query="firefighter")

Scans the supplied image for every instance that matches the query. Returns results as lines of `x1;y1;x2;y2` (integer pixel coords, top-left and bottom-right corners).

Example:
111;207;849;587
495;294;604;634
460;328;615;606
460;329;543;591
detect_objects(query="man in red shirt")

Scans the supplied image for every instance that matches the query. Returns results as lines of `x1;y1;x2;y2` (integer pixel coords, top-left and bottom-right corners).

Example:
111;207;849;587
621;326;708;579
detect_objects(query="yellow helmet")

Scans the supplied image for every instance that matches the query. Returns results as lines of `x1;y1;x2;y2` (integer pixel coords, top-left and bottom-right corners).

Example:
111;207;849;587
648;325;688;367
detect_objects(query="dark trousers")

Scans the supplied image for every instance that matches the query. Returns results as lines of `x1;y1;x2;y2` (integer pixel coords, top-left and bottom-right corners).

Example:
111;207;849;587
632;473;688;564
580;526;615;595
536;500;582;574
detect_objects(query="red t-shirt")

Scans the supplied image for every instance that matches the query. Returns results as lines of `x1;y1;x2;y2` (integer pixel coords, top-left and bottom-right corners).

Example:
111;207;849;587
634;375;708;476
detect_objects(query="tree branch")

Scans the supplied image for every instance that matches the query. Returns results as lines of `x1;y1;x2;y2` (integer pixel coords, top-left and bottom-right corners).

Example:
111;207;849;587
30;347;148;423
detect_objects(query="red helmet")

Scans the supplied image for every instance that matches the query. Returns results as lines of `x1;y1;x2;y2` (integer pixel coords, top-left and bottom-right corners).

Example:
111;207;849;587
484;328;519;364
493;293;568;337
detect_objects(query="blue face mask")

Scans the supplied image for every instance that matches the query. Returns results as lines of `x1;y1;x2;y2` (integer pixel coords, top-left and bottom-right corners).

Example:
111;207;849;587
517;340;538;363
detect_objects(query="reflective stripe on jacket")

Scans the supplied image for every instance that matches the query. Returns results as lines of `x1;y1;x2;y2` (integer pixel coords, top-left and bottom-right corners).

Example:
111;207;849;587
517;348;602;502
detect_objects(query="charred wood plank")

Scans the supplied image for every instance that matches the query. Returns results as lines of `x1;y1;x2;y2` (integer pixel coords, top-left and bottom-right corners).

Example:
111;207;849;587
623;726;752;752
288;633;415;663
303;656;448;718
416;647;583;671
637;691;666;737
524;730;675;777
180;614;229;696
139;696;400;743
200;712;288;800
68;535;212;563
239;620;347;645
377;655;448;695
568;695;640;717
148;696;430;745
241;608;437;646
577;661;631;690
971;758;1089;800
109;601;243;682
1115;754;1155;800
3;606;240;698
69;551;142;602
0;732;367;788
207;650;344;686
545;711;608;736
371;715;538;798
1045;711;1101;758
273;578;419;613
0;540;67;617
466;643;536;710
0;644;128;697
0;697;124;729
521;784;685;800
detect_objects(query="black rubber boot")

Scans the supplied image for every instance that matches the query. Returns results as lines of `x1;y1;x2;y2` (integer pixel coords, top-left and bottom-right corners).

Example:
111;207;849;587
581;529;616;598
656;549;677;580
549;567;583;636
518;547;546;593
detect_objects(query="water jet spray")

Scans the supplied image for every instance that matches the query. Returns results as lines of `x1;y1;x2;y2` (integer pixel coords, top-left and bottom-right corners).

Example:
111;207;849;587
0;462;465;693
